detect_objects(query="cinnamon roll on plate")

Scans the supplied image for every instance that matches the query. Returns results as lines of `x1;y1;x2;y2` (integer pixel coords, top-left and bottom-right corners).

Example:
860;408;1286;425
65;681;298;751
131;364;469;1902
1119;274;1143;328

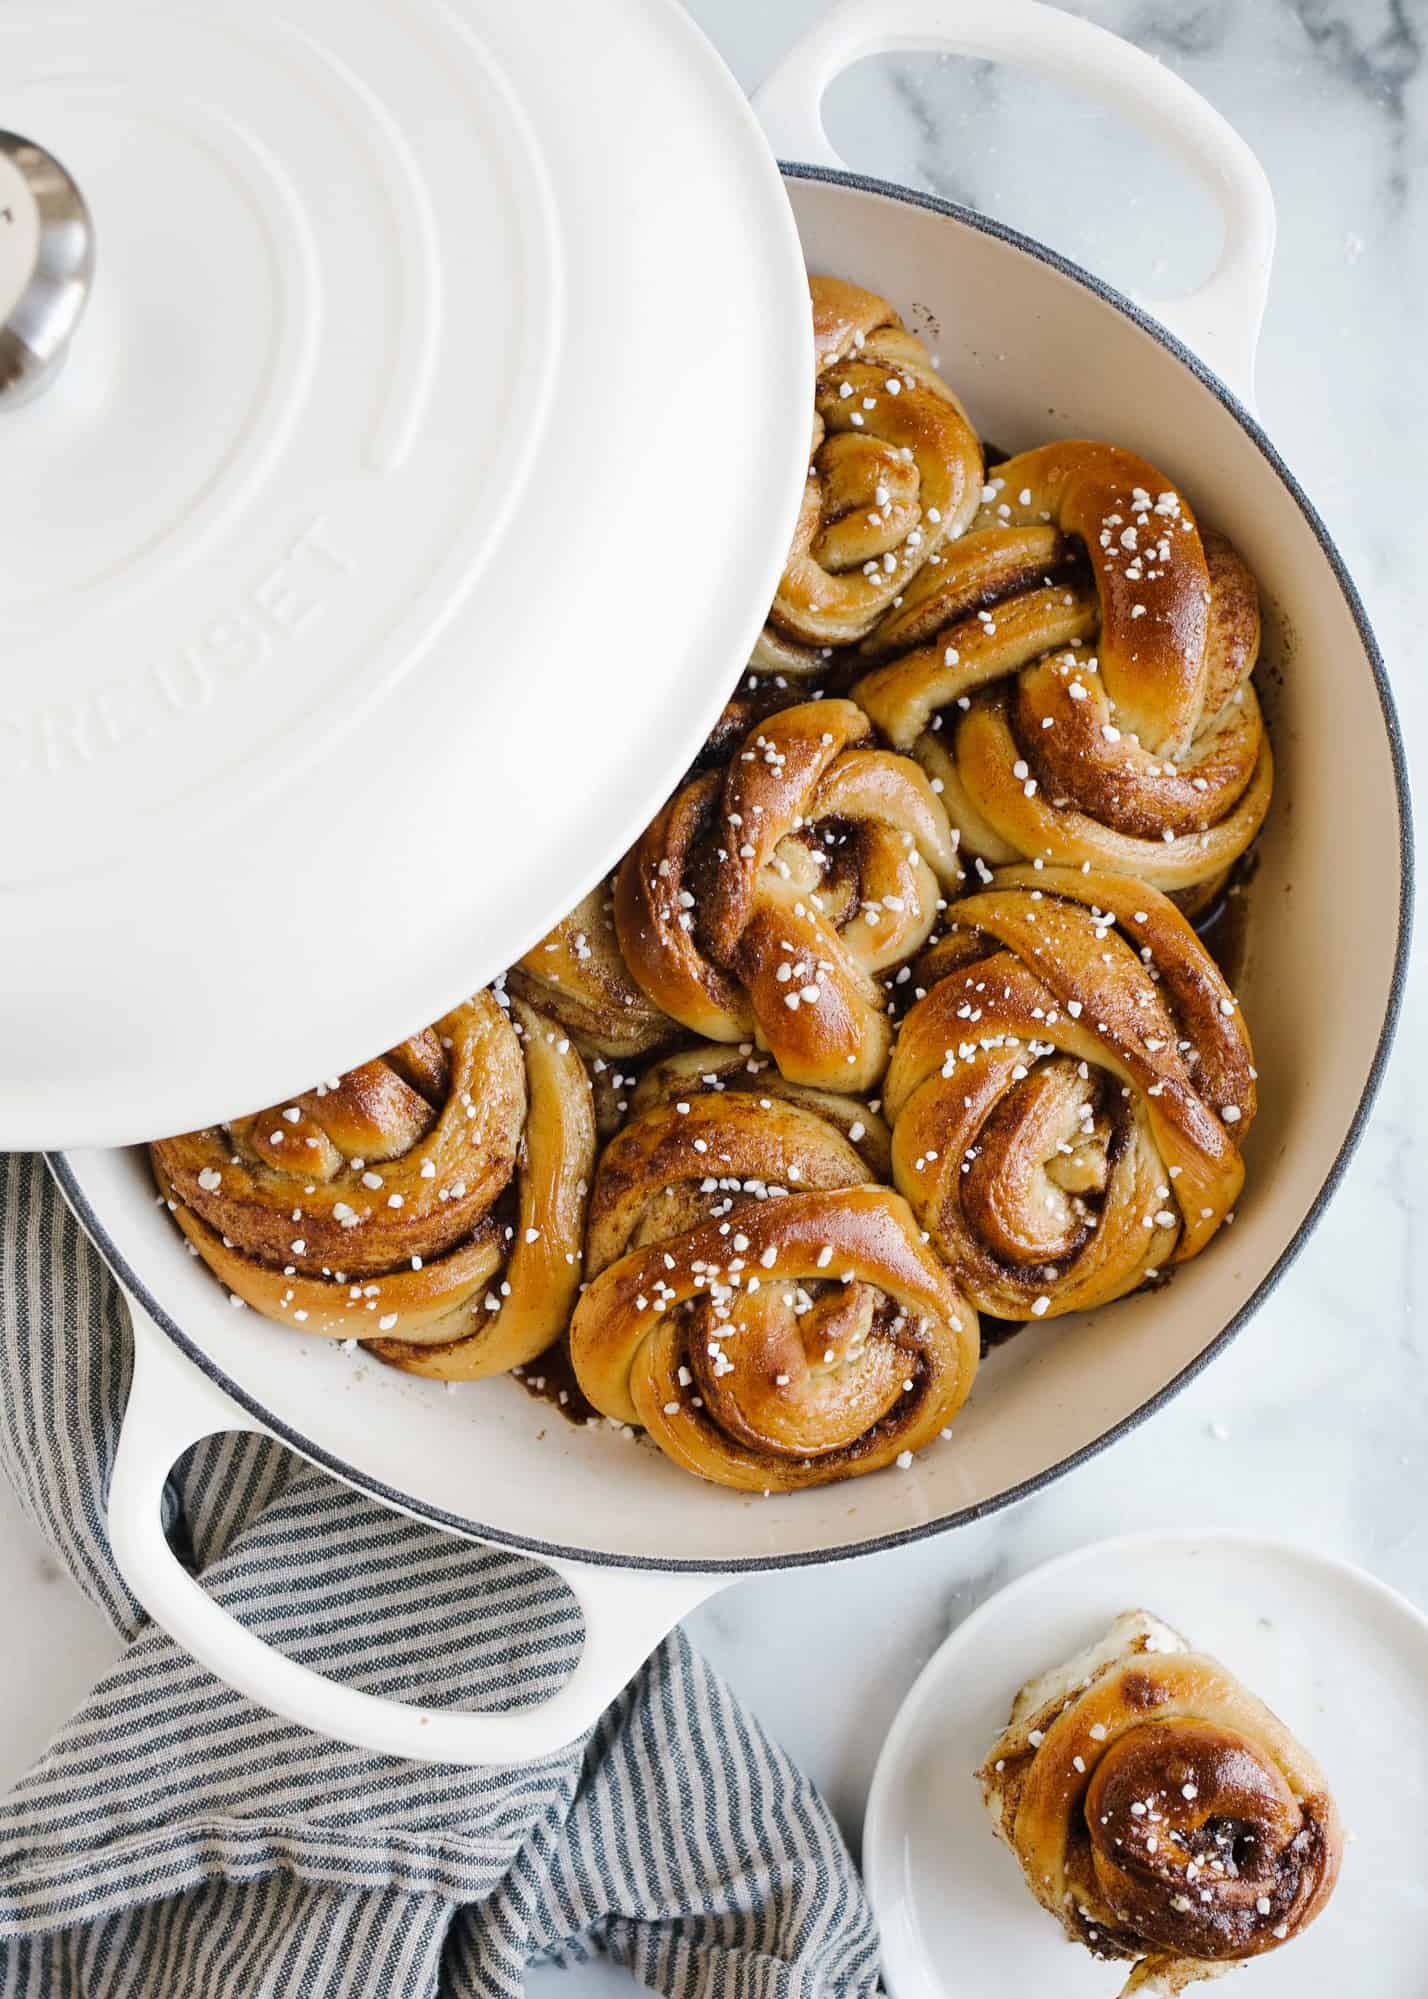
862;1535;1425;1999
978;1610;1340;1993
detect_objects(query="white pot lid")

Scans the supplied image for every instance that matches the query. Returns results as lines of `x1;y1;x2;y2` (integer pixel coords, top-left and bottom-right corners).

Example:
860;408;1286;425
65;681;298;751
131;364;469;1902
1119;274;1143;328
0;0;811;1149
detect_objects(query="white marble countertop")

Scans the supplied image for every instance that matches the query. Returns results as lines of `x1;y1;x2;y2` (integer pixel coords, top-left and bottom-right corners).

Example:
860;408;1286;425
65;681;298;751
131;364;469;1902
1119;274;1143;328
2;3;1423;1992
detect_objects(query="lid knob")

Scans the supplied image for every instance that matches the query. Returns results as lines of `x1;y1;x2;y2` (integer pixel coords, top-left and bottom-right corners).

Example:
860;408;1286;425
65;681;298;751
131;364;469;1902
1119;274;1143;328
0;131;94;408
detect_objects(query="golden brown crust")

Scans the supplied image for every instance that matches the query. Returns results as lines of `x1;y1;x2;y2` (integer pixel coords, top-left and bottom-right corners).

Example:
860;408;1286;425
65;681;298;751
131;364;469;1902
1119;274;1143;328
152;992;595;1380
570;1084;978;1491
977;1611;1342;1992
768;276;984;649
747;623;834;684
697;680;821;770
630;1041;893;1181
614;698;962;1093
884;867;1253;1318
853;445;1272;899
509;880;676;1062
614;768;757;1047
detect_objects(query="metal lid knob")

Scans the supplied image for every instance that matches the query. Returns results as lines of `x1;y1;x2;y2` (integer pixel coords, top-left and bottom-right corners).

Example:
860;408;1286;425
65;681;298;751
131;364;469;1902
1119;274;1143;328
0;131;94;408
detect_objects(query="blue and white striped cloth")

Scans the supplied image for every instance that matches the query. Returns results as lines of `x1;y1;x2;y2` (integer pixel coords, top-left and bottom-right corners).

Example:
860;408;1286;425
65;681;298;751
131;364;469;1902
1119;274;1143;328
0;1154;881;1996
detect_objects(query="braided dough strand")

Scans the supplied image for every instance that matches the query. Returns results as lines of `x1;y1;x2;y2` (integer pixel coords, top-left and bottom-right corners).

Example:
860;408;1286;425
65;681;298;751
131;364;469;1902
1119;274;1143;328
509;880;675;1062
630;1040;893;1181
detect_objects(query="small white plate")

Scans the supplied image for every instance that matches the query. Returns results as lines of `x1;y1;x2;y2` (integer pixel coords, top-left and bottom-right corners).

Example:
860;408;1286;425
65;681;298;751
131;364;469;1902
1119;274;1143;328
864;1531;1428;1998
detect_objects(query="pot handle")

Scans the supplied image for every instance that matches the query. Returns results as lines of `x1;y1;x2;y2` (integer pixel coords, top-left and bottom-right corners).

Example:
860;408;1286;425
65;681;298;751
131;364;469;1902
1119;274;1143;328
109;1302;724;1765
753;0;1275;406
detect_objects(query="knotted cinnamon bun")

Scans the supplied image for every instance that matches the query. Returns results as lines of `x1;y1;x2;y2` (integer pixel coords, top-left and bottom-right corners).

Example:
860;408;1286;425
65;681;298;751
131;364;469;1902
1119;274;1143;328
615;698;963;1092
884;867;1253;1319
746;623;835;686
569;1075;978;1491
509;881;672;1064
630;1040;893;1181
509;879;676;1134
978;1610;1342;1993
765;276;983;651
854;442;1272;908
152;990;595;1381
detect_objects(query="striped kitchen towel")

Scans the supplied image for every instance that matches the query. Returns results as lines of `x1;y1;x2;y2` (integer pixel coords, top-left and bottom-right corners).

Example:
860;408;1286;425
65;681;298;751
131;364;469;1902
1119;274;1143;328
0;1153;881;1997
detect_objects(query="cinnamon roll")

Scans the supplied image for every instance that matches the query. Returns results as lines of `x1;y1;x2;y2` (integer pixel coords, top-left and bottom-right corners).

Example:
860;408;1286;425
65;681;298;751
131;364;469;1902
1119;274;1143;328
765;276;983;650
747;623;835;686
509;882;673;1063
854;443;1272;909
569;1078;978;1491
615;698;963;1093
630;1040;893;1181
693;677;823;778
151;990;595;1381
508;879;676;1135
978;1610;1342;1993
884;867;1253;1319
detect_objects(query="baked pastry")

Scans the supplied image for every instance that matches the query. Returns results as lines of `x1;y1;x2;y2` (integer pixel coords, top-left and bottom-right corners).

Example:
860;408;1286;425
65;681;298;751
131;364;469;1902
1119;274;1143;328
615;697;963;1092
692;678;824;777
884;867;1253;1319
151;991;595;1381
569;1071;978;1490
977;1610;1342;1994
746;623;834;686
764;276;983;649
508;879;676;1134
630;1040;893;1181
854;442;1272;909
508;881;673;1063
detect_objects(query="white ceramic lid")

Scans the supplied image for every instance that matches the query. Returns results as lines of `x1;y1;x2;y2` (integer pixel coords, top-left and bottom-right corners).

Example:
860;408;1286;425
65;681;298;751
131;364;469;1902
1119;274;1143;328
0;0;811;1148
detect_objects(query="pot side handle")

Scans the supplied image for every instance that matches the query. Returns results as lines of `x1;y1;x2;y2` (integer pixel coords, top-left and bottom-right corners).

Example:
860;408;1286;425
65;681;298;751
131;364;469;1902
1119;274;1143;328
109;1303;725;1766
753;0;1275;408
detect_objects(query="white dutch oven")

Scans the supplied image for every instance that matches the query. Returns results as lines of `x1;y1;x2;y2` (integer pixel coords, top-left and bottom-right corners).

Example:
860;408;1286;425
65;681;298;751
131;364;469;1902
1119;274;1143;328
19;0;1413;1764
